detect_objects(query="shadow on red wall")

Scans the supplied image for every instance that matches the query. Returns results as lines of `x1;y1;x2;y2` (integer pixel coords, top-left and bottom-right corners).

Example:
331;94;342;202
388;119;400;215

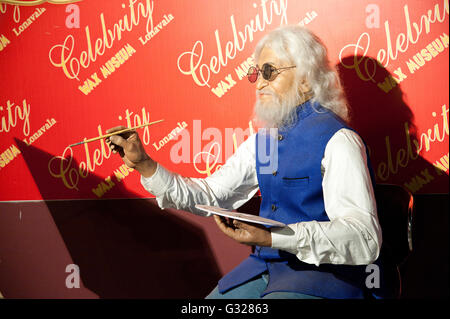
337;56;449;298
337;55;448;193
2;139;222;298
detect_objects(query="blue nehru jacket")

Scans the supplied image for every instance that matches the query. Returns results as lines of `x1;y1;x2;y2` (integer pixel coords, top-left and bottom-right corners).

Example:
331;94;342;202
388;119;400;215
218;100;384;299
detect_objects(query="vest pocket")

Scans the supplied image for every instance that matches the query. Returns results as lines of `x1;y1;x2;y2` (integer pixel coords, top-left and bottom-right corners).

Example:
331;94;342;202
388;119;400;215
282;176;309;188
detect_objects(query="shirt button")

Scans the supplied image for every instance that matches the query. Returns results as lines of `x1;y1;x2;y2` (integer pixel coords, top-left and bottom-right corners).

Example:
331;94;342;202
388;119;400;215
271;204;277;211
272;171;277;176
278;134;284;141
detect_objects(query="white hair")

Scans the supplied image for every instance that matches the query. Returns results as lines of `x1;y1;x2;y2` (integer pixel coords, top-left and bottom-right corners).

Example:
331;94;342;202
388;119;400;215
253;25;349;123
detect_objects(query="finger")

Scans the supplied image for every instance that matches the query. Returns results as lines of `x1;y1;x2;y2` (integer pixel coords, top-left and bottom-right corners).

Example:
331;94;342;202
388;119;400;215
214;216;236;236
125;130;138;138
109;135;127;147
107;138;125;157
233;219;252;230
125;129;137;140
224;217;234;227
106;141;115;152
106;126;127;134
106;140;117;150
214;215;227;228
233;219;265;231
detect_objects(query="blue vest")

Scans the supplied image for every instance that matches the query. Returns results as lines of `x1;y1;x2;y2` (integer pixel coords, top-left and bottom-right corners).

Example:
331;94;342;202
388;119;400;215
218;100;386;299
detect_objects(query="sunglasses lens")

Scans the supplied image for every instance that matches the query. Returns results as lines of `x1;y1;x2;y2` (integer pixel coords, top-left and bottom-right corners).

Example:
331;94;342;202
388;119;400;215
247;66;258;83
262;64;274;81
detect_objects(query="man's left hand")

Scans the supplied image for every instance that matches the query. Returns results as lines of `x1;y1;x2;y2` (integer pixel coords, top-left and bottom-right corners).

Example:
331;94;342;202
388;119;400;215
213;215;272;247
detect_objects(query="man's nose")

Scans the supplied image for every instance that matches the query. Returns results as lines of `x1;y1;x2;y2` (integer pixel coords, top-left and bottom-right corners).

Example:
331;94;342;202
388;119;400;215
255;75;268;90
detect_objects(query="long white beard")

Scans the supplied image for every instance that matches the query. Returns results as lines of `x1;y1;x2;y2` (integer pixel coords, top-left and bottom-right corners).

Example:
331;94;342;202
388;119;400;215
253;86;301;129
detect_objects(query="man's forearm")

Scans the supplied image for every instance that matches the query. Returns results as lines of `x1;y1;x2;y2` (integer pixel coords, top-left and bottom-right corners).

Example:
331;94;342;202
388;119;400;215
135;158;157;178
271;217;381;266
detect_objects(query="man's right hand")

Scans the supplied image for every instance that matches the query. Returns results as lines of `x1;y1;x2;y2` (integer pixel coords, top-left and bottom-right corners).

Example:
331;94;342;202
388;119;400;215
105;126;157;178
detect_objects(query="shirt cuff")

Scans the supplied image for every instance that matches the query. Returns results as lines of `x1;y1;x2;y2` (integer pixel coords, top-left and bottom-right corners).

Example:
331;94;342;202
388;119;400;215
270;223;300;255
140;163;173;197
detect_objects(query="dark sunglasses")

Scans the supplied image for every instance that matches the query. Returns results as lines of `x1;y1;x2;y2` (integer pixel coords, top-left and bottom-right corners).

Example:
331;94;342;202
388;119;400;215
247;63;296;83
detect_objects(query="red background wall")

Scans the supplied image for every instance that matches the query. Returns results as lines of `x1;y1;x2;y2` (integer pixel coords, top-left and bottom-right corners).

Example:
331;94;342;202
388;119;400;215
0;0;448;298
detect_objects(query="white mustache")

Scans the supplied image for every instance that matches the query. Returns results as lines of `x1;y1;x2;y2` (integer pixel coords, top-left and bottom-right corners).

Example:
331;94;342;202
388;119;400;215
256;89;276;97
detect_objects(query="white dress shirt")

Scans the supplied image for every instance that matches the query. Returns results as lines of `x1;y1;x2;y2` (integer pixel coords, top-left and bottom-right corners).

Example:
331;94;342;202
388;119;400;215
141;128;382;266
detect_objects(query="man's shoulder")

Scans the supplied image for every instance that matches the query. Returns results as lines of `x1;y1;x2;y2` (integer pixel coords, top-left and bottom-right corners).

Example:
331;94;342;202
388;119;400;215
229;133;257;160
327;128;366;154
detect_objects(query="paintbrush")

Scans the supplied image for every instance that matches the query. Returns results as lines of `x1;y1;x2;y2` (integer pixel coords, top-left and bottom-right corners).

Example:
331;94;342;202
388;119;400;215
69;119;164;147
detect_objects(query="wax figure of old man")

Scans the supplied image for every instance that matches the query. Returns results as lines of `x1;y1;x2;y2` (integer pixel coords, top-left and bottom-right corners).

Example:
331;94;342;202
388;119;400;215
106;26;391;299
